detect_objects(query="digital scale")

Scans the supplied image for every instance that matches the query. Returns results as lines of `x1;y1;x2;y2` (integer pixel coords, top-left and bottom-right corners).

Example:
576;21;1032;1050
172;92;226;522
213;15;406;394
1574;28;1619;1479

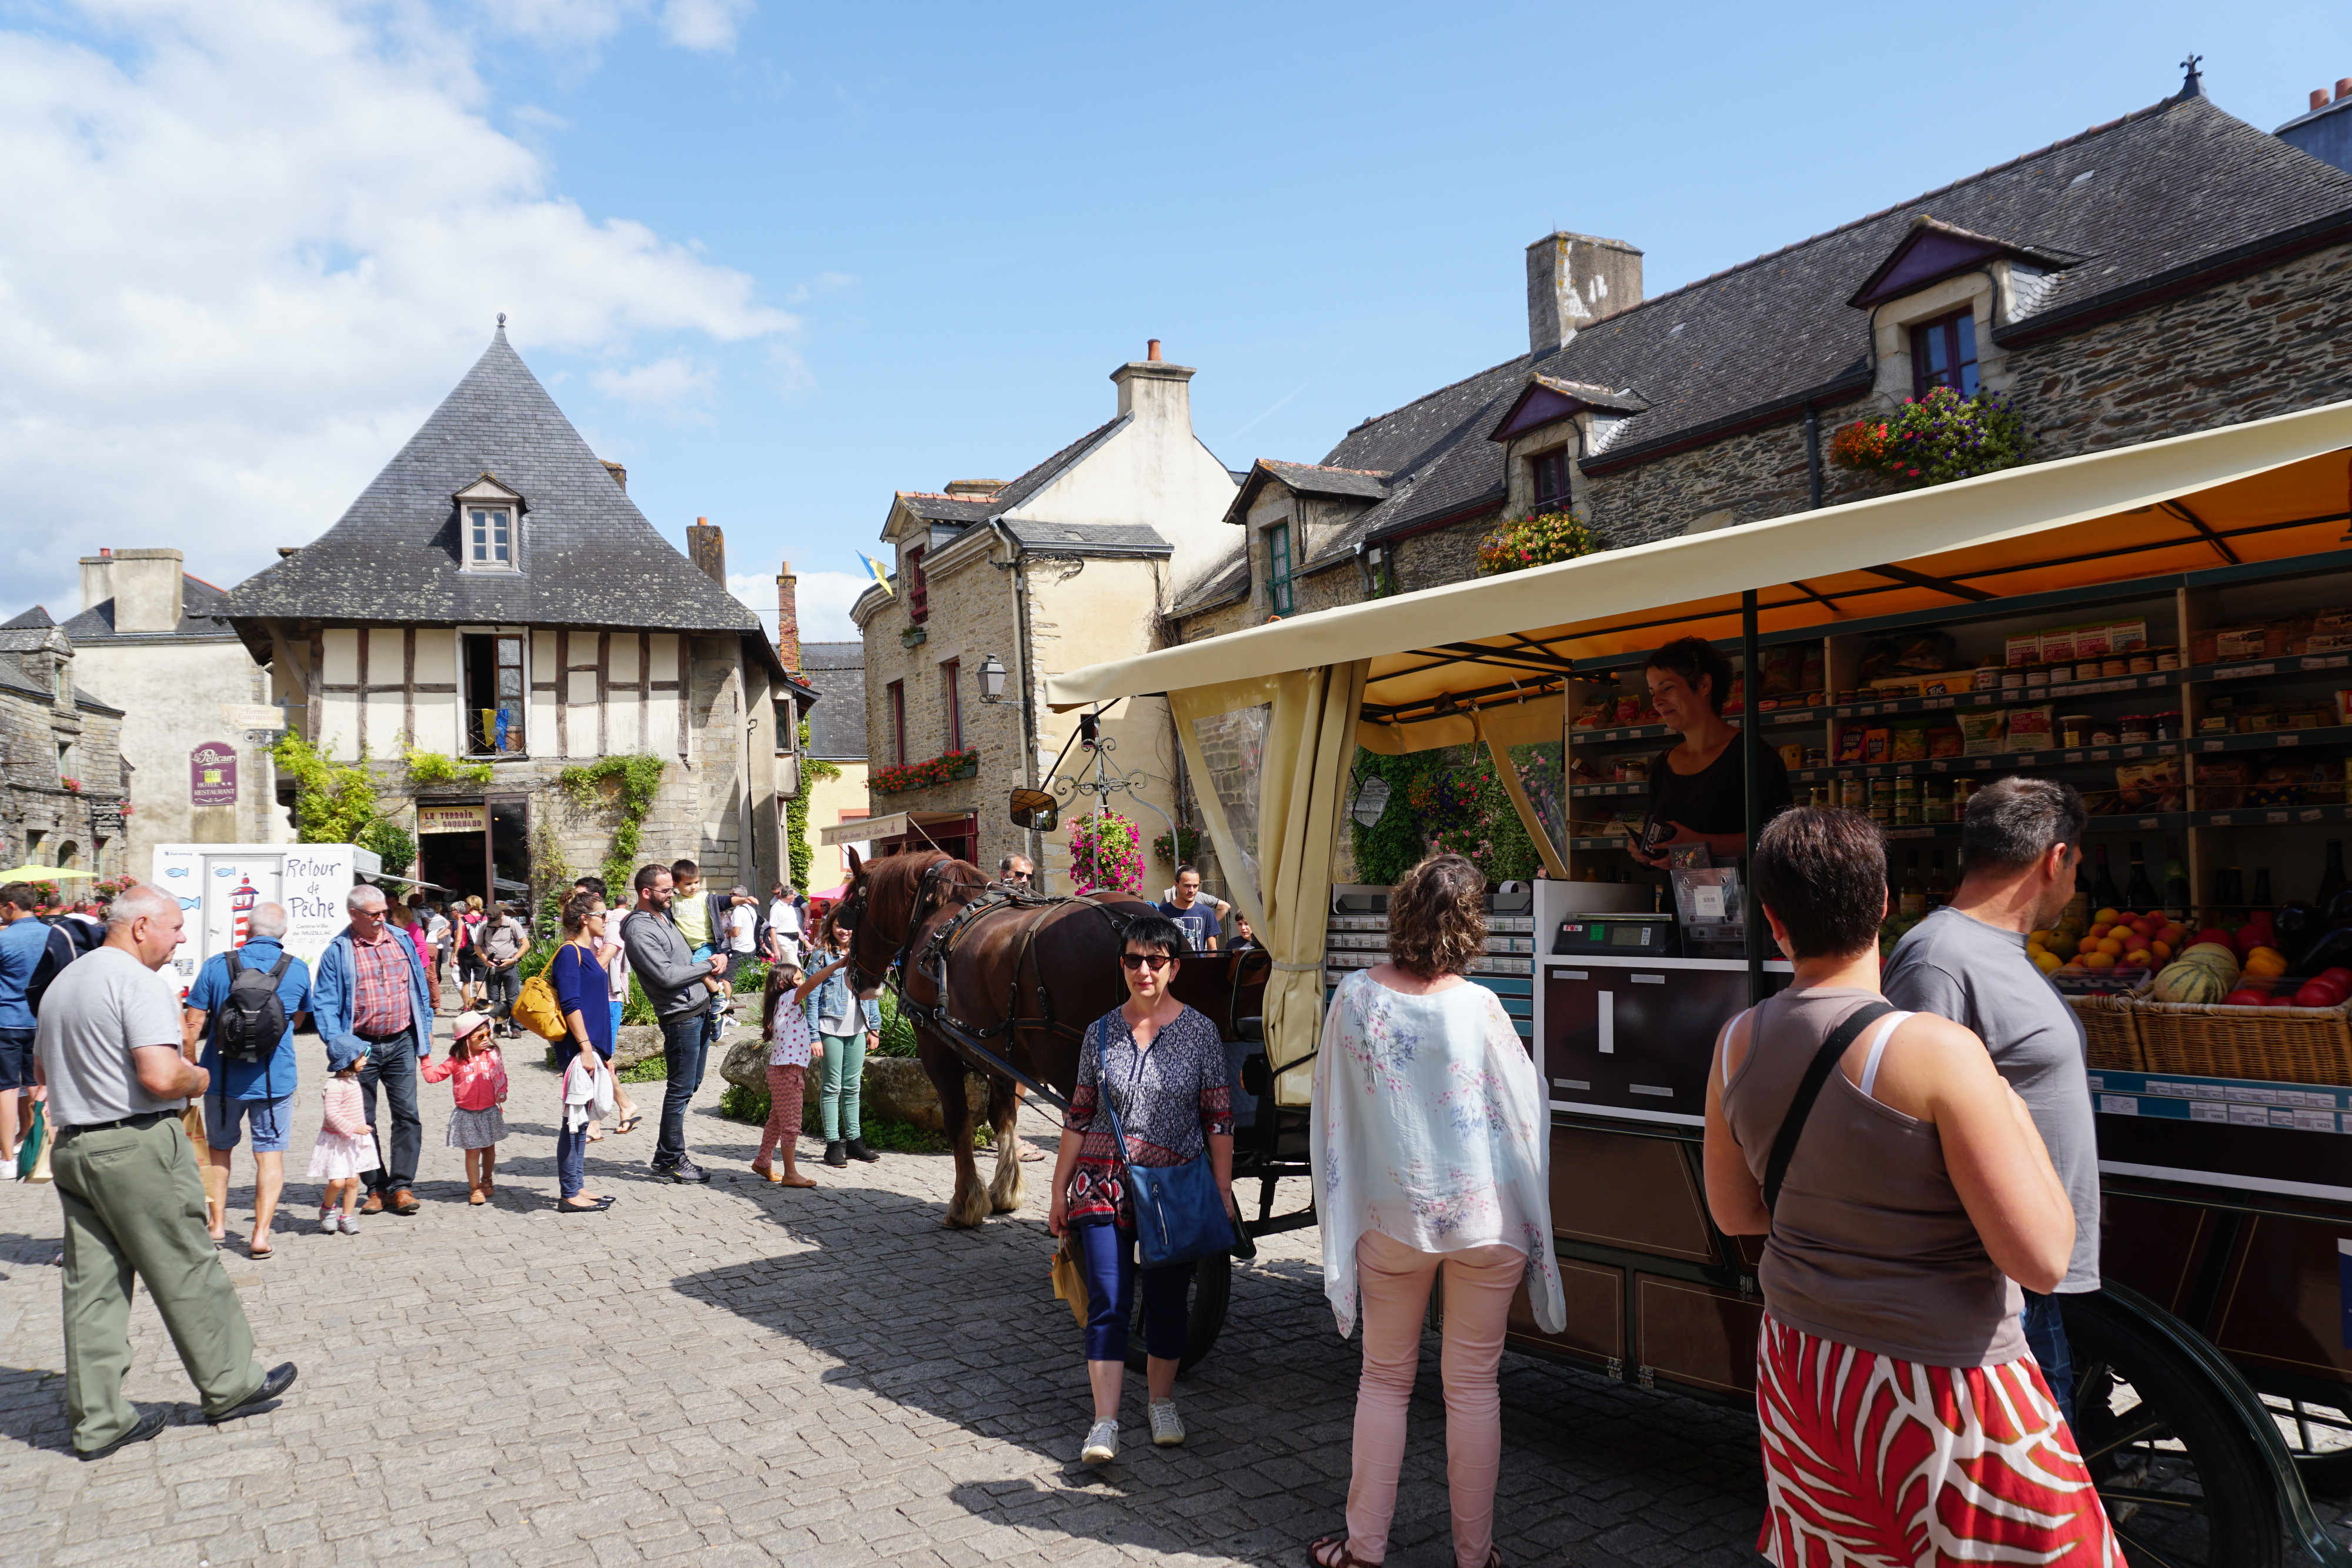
1552;912;1681;957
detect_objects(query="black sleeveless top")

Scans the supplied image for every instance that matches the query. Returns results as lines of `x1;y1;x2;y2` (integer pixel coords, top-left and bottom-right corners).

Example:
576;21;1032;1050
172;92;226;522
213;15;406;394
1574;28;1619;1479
1648;736;1792;841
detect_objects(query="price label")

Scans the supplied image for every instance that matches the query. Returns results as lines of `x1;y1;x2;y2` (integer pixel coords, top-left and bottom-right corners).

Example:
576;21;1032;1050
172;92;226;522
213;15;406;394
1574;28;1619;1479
2203;740;2226;752
2280;733;2302;747
2303;808;2327;822
2303;655;2351;670
2270;811;2291;823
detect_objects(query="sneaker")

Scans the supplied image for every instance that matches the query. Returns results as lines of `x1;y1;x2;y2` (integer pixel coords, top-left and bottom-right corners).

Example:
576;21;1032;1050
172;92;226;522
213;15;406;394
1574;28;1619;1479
659;1159;711;1184
337;1213;360;1235
1079;1419;1119;1465
318;1207;336;1234
1147;1399;1185;1447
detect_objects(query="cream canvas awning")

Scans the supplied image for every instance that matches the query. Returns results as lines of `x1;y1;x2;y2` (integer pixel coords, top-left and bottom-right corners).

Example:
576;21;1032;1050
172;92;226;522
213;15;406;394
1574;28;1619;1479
1045;397;2352;748
817;811;970;848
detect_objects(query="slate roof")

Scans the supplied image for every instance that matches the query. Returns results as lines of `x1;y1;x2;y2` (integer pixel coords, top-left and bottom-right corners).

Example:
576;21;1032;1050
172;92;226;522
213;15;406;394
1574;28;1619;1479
995;520;1171;556
1204;88;2352;591
885;417;1134;551
61;574;239;643
797;641;867;761
1168;554;1252;618
3;607;54;630
0;654;122;717
222;329;782;675
896;493;1000;524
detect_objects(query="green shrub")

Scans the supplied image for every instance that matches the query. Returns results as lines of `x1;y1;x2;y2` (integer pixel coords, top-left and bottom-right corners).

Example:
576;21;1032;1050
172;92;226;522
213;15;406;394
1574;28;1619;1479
874;989;918;1057
720;1082;770;1124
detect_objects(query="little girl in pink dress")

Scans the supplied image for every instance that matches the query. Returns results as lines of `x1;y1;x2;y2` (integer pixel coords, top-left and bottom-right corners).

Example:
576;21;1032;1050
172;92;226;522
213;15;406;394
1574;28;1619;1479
308;1038;379;1235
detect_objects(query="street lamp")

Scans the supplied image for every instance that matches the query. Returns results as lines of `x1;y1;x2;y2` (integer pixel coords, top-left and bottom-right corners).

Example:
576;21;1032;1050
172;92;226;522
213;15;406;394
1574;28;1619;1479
977;653;1007;704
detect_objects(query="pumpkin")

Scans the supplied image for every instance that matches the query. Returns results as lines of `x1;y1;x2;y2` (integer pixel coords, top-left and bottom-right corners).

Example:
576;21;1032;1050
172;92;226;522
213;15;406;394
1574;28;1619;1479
2153;960;2231;1004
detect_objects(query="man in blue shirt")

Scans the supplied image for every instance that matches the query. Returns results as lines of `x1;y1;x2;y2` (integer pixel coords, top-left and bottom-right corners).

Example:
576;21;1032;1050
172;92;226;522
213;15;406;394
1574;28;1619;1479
181;903;312;1258
0;883;51;1178
1156;865;1230;954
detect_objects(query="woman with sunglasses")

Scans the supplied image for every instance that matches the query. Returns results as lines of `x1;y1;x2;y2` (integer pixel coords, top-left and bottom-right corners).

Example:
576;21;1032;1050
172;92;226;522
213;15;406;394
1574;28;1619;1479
1047;914;1235;1467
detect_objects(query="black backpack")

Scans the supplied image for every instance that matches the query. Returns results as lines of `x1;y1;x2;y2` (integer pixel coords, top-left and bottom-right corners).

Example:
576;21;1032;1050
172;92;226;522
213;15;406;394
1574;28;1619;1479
214;949;294;1064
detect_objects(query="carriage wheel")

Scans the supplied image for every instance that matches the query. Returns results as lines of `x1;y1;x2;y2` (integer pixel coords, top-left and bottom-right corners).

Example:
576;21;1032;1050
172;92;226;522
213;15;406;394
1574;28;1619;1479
1125;1251;1232;1374
2261;1393;2352;1494
2064;1293;2283;1568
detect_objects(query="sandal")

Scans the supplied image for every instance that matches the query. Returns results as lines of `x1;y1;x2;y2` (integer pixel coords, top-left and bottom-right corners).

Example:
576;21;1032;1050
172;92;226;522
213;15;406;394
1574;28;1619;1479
779;1173;817;1188
1305;1534;1378;1568
613;1115;643;1135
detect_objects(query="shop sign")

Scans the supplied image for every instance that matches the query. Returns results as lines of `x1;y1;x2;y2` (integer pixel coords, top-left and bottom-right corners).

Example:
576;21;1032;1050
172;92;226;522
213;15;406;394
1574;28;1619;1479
89;806;125;835
418;803;488;834
190;743;238;805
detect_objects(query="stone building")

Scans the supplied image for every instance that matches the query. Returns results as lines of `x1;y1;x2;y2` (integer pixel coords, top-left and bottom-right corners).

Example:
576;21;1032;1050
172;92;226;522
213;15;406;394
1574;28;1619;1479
61;549;289;869
1177;76;2352;657
220;325;796;907
853;343;1239;887
1167;75;2352;881
793;637;870;896
0;611;128;879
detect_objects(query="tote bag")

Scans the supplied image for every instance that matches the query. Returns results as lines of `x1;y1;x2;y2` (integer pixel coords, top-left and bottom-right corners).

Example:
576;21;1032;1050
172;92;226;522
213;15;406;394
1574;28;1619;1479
1090;1017;1240;1272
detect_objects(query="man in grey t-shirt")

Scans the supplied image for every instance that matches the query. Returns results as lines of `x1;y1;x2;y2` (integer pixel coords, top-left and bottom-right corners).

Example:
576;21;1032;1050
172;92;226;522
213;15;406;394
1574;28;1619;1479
1884;777;2095;1422
35;886;296;1458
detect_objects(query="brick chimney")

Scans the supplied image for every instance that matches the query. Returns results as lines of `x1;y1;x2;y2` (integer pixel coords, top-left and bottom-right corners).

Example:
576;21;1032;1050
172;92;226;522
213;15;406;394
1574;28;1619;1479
774;558;801;673
685;517;726;588
79;547;183;633
1526;232;1644;355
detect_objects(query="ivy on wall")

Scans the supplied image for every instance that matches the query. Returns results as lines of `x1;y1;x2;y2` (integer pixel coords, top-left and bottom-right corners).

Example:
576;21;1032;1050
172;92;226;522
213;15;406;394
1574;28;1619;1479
787;719;841;894
270;733;416;876
558;753;666;895
403;744;494;786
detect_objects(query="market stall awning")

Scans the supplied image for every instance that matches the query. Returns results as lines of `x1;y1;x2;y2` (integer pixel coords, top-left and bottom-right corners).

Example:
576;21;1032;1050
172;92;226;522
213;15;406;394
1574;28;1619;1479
1046;397;2352;751
817;811;970;848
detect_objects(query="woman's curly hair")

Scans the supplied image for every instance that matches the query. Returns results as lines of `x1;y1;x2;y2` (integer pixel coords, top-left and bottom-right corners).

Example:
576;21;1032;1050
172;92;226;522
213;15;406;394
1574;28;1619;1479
1387;853;1487;979
559;888;602;933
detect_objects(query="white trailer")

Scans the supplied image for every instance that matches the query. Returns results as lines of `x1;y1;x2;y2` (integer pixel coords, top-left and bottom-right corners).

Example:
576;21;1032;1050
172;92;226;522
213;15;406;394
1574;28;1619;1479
150;842;383;1001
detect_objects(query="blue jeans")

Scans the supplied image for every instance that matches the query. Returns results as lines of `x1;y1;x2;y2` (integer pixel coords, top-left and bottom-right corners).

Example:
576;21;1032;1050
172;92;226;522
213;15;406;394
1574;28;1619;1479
607;998;624;1048
653;1012;709;1168
1076;1221;1190;1363
2023;1289;2077;1429
556;1113;588;1199
355;1028;422;1192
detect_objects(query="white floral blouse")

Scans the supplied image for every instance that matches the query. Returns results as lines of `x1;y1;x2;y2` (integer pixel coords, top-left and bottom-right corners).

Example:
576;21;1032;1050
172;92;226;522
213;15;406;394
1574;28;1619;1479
1311;968;1566;1339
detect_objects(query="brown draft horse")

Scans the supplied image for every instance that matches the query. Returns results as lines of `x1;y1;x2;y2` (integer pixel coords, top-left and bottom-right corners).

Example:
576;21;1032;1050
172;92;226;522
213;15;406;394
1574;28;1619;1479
837;848;1269;1230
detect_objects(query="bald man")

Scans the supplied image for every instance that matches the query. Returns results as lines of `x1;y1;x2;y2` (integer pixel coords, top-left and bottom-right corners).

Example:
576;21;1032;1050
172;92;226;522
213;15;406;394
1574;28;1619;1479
37;886;296;1458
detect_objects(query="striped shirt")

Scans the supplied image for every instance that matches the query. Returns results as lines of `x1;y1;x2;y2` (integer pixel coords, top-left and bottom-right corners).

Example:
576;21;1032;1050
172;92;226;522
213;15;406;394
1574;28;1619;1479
348;931;415;1038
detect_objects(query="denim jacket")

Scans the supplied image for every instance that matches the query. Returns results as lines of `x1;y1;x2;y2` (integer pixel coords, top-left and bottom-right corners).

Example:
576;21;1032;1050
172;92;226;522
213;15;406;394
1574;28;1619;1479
801;948;881;1038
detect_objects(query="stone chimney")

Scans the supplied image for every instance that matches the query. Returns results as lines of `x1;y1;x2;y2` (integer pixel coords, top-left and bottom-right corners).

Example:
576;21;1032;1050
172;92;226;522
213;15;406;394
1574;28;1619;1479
944;479;1005;498
774;558;801;673
1111;341;1198;429
601;459;627;492
685;517;726;588
1526;232;1644;355
80;547;184;633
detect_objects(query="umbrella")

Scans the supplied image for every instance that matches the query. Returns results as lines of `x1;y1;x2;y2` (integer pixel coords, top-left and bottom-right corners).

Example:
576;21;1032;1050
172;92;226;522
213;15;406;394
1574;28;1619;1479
0;865;97;880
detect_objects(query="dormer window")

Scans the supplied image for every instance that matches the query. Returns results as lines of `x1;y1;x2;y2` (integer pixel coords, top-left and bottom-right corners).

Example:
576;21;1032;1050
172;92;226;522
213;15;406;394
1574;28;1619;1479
453;474;524;573
1264;521;1296;614
1910;310;1980;399
906;546;929;623
468;506;512;567
1531;447;1572;510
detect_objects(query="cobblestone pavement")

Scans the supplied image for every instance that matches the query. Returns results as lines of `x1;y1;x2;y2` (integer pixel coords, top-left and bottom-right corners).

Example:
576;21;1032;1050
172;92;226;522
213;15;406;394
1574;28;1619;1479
3;1019;2339;1568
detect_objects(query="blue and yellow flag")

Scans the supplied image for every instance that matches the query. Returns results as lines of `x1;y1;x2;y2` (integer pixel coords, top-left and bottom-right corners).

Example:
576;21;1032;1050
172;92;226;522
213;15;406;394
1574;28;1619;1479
860;553;894;595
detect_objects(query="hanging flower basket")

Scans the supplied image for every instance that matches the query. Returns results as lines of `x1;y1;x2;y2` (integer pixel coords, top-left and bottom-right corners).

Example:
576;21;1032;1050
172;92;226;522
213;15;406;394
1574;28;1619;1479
873;748;978;794
1475;510;1602;576
1829;386;2030;490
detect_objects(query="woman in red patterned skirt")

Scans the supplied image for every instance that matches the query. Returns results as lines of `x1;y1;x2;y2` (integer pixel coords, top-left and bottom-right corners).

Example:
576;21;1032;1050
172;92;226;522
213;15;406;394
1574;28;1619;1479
1703;808;2118;1565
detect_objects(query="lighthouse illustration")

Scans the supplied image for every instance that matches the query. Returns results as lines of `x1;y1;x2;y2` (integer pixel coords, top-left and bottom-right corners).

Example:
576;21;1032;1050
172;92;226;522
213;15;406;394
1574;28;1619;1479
230;874;258;949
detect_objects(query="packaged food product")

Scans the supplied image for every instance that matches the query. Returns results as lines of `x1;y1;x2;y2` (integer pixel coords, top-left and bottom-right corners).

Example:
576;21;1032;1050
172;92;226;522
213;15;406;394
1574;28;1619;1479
1839;777;1866;810
2247;758;2310;807
2005;704;2056;751
2213;624;2269;662
2073;624;2113;660
2040;626;2078;664
2337;688;2352;726
2119;715;2152;744
1614;693;1643;725
2060;714;2092;747
1865;727;1893;765
1920;672;1968;696
1799;646;1825;693
1958;708;2007;755
1804;747;1828;768
2104;618;2150;653
1778;743;1805;770
1973;664;2003;691
1891;723;1930;763
2114;757;2183;813
1928;726;1963;758
1761;646;1802;696
1835;726;1867;765
2005;631;2043;667
1575;694;1612;729
2196;757;2249;810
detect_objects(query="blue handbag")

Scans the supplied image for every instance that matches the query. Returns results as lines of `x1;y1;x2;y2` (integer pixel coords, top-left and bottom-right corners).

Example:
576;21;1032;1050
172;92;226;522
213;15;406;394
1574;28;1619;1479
1090;1017;1241;1271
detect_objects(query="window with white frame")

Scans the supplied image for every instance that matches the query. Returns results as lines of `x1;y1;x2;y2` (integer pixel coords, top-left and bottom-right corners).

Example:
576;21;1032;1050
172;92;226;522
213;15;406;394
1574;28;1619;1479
466;506;514;570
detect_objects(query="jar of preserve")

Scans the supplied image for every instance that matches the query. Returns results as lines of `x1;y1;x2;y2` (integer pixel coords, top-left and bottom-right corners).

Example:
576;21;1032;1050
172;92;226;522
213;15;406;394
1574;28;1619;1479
1839;777;1866;810
2120;715;2153;744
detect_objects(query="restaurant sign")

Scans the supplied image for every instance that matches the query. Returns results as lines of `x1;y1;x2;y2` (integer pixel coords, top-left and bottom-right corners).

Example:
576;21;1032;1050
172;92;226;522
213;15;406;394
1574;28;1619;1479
417;803;489;835
190;743;238;805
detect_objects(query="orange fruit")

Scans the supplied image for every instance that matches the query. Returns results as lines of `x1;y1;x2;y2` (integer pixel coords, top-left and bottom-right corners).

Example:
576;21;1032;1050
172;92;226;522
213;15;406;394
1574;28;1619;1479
2083;951;2117;969
2094;907;2122;926
2149;941;2173;962
2125;950;2153;967
2096;935;2127;957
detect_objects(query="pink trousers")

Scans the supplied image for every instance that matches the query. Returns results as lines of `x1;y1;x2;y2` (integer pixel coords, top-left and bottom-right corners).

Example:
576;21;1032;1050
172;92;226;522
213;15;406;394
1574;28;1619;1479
757;1065;806;1163
1346;1231;1526;1568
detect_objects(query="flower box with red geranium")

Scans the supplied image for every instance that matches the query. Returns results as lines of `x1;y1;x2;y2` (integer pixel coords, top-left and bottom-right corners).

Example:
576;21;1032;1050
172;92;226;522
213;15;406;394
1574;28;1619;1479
873;749;979;795
1829;387;2029;491
1475;510;1601;577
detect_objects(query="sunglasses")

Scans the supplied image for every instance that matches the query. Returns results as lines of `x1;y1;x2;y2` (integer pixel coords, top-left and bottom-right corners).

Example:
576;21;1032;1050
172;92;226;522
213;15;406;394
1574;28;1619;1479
1118;952;1172;972
1007;871;1031;881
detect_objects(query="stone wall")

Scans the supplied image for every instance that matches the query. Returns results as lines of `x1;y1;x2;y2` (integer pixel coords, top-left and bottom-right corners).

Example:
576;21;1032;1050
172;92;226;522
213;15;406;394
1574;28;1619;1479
0;647;127;878
72;636;290;867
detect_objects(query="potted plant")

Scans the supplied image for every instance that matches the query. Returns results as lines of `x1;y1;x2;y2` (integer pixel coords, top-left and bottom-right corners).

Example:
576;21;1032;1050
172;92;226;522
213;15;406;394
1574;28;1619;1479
1475;510;1602;576
1829;386;2030;490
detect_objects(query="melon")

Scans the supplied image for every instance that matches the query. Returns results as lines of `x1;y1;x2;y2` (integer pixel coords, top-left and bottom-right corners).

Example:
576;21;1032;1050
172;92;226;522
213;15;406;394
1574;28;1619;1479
2181;942;2241;968
2154;961;2230;1004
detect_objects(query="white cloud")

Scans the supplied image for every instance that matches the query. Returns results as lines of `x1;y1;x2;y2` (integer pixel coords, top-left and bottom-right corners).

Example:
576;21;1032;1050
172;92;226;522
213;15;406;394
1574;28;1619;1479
590;353;715;410
727;569;870;644
0;1;794;616
472;0;753;52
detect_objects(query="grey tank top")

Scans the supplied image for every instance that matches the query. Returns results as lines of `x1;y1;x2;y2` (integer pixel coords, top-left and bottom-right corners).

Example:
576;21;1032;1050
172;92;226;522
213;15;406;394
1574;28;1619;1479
1722;986;2025;1368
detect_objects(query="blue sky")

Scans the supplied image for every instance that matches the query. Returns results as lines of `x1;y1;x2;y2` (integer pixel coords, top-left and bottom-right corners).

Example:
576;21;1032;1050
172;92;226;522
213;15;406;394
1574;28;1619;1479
2;1;2347;638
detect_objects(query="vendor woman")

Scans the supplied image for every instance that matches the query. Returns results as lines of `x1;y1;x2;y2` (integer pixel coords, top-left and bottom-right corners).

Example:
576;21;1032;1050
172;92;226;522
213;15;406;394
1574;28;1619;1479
1626;636;1792;869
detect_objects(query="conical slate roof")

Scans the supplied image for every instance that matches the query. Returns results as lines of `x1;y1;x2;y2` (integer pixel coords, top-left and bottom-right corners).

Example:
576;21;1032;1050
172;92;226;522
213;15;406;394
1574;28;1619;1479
222;329;767;644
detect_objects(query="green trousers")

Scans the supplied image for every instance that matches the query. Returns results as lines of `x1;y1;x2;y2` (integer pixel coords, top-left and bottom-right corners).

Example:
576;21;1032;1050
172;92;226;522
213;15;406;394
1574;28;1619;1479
818;1032;865;1141
52;1113;265;1452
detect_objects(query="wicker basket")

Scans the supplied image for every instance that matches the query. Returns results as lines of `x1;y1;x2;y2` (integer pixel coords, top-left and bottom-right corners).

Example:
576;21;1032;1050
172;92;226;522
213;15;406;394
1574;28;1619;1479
2068;994;2142;1072
2127;997;2352;1085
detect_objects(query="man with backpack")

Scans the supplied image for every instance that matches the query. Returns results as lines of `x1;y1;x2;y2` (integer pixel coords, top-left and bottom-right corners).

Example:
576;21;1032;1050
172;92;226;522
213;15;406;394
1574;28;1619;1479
181;902;312;1258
